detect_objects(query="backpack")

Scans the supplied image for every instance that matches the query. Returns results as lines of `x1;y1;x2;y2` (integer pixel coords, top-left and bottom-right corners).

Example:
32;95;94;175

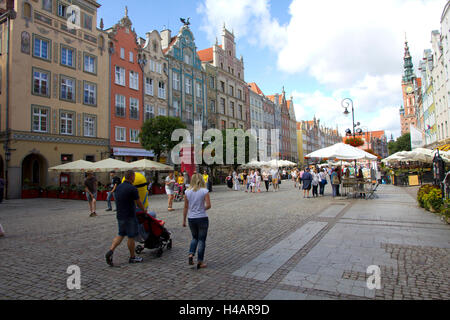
332;174;340;185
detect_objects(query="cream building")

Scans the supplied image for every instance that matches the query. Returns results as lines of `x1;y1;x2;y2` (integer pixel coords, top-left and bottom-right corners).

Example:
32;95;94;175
0;0;109;199
139;30;169;121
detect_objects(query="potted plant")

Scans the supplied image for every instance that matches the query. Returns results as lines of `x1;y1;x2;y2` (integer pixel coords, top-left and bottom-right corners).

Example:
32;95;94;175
22;180;40;199
46;185;61;198
97;185;107;201
76;185;86;201
68;184;78;200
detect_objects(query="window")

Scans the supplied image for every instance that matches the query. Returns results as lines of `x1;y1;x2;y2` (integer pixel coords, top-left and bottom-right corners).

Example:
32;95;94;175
196;82;202;98
184;53;191;65
83;13;93;30
238;89;242;100
229;101;235;117
33;69;50;97
61;46;75;68
145;77;153;95
120;47;125;59
210;100;216;113
60;111;74;135
144;104;154;121
173;72;180;91
220;98;225;114
209;76;215;89
115;66;125;86
115;127;126;142
33;35;50;60
129;71;139;90
185;77;192;95
221;120;226;130
130;98;139;120
84;54;96;74
229;85;234;97
83;82;97;106
60;76;75;101
158;82;166;99
42;0;52;13
129;51;134;63
115;94;126;117
173;100;180;117
220;81;225;92
32;106;49;133
83;115;96;137
158;107;167;116
239;105;243;120
130;129;140;143
185;104;192;120
57;2;68;17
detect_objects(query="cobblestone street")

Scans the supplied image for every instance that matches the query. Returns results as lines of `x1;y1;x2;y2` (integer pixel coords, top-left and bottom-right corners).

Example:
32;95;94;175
0;182;449;300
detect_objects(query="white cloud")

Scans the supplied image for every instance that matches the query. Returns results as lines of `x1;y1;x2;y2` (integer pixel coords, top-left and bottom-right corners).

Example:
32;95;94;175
197;0;446;139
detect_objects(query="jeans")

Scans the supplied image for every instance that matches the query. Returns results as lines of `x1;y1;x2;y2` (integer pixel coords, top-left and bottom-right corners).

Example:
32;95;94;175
107;191;116;210
188;217;209;262
319;183;325;195
312;185;318;197
332;184;338;197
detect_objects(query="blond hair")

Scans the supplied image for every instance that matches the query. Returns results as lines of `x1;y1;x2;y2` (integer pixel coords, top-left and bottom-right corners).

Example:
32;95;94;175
188;173;206;192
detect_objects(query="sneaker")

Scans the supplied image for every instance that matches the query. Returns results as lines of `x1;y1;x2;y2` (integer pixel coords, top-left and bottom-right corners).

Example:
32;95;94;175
129;256;143;264
89;212;96;217
105;208;112;212
105;250;114;267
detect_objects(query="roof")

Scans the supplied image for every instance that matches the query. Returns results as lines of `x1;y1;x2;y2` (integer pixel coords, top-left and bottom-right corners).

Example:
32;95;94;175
248;82;264;96
162;36;177;54
197;45;222;62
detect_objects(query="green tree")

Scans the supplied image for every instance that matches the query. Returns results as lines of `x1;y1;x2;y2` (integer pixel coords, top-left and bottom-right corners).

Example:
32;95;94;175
388;133;411;155
140;116;187;162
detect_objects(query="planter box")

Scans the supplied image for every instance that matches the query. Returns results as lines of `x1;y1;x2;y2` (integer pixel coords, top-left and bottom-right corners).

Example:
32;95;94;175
21;189;40;199
68;191;78;200
77;192;87;201
152;185;165;195
59;191;70;199
47;191;59;198
97;191;107;201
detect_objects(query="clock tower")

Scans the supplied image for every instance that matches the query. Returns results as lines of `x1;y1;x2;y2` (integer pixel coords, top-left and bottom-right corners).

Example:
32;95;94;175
400;38;421;136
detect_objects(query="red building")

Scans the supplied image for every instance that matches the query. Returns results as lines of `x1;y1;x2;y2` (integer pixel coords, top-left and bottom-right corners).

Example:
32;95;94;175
106;10;147;161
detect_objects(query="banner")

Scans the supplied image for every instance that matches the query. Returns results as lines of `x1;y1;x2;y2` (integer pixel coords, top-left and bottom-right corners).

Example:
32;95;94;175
410;124;424;149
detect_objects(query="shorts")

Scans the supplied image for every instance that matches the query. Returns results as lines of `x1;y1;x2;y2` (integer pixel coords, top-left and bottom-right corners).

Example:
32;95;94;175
272;179;278;184
117;217;139;238
165;187;174;195
86;192;97;202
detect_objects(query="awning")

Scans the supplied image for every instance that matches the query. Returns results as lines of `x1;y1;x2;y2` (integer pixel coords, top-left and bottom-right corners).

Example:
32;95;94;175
436;144;450;152
113;148;155;157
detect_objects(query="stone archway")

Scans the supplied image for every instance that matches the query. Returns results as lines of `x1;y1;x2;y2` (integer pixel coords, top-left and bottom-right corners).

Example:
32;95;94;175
21;153;48;188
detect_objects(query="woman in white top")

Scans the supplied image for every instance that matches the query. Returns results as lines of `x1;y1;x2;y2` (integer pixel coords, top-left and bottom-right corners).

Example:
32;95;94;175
165;171;176;212
183;173;211;269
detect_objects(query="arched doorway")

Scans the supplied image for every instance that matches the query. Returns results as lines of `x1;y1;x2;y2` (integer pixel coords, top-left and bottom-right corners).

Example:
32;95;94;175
21;153;48;188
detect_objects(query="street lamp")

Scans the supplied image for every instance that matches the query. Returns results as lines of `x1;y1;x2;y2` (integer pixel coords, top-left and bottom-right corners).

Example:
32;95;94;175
342;98;358;138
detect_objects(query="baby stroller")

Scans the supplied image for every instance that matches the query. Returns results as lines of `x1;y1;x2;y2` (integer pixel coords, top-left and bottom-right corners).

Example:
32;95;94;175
135;211;173;257
174;183;185;202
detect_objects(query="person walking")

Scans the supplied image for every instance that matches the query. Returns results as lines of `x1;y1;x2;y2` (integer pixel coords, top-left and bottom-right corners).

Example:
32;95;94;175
262;170;270;192
84;171;97;217
255;171;262;193
336;166;342;196
357;168;366;198
233;171;240;191
183;170;190;188
311;168;320;198
183;173;212;270
106;171;121;212
165;171;176;212
302;168;313;198
226;172;233;190
270;167;279;192
319;168;328;196
292;169;298;188
0;177;5;204
330;168;340;198
105;170;146;266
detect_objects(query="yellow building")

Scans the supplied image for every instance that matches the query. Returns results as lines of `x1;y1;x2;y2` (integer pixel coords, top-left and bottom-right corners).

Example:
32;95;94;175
0;0;109;198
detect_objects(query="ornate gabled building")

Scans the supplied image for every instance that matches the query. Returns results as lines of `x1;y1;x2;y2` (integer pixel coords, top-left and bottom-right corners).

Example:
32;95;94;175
161;21;207;134
198;25;248;131
400;38;422;136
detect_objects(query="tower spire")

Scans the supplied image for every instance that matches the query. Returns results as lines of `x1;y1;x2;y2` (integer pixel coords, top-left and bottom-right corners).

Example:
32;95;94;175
402;36;415;83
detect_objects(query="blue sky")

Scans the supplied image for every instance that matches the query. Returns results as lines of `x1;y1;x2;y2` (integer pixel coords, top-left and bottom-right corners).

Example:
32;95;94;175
98;0;446;139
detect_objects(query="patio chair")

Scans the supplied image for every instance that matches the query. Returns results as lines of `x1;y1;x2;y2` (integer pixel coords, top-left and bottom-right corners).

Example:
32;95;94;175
366;182;380;200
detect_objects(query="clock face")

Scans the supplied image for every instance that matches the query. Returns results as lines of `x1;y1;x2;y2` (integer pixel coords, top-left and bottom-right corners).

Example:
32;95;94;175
406;86;413;94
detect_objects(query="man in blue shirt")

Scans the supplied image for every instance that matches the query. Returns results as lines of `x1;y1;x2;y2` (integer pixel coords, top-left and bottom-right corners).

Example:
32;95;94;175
105;170;146;266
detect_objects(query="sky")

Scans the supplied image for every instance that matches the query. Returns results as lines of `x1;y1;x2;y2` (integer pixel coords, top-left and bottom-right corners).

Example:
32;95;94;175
98;0;447;139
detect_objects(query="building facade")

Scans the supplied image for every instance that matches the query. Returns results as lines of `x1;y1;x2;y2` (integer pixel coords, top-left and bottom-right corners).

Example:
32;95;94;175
0;0;109;199
248;82;265;159
198;26;247;131
162;22;207;134
400;39;421;136
287;98;298;163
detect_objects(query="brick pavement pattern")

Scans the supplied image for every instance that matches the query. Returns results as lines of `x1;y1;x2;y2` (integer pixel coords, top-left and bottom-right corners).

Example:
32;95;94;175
0;182;449;300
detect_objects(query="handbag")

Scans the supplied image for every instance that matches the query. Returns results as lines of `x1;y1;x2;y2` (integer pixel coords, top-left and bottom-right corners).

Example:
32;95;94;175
322;179;328;185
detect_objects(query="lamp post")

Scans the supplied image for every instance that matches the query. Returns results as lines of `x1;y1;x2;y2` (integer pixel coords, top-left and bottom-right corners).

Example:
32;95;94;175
342;98;361;139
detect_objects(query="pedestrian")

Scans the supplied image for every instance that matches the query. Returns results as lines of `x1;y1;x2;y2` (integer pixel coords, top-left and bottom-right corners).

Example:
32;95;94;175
270;167;279;192
203;170;213;192
0;176;4;204
106;171;121;212
319;168;328;196
255;171;262;193
262;170;270;192
336;166;342;196
84;171;97;217
165;171;176;212
330;168;341;198
249;170;256;193
302;168;313;198
292;169;298;188
105;170;146;266
226;172;233;190
311;168;320;198
357;168;366;198
183;173;212;270
183;170;190;188
233;171;240;191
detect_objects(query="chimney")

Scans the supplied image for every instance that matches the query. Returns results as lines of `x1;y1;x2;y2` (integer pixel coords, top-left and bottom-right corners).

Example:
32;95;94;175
160;29;171;50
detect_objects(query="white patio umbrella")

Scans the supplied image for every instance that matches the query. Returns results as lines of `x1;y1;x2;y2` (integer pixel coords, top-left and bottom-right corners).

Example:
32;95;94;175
305;143;377;161
87;158;137;173
130;159;174;171
48;160;94;173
